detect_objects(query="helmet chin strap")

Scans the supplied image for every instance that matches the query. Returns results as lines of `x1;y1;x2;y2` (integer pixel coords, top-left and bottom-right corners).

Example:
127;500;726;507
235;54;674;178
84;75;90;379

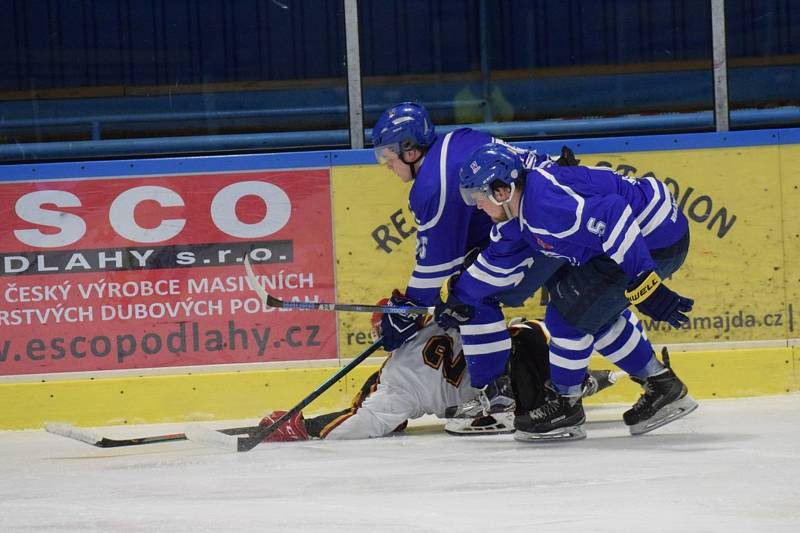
501;202;514;221
489;183;517;220
402;149;424;180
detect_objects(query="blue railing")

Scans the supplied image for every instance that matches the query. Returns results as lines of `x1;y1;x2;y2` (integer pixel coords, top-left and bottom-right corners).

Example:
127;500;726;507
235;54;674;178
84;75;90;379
2;106;798;162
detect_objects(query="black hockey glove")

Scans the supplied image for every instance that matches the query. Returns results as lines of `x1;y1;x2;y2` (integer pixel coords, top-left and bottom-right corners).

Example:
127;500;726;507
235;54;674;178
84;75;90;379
379;290;422;352
556;145;579;166
434;274;475;330
625;271;694;328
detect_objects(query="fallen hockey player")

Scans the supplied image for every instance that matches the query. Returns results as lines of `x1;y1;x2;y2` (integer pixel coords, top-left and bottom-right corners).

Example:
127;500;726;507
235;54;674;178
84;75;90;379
259;318;618;442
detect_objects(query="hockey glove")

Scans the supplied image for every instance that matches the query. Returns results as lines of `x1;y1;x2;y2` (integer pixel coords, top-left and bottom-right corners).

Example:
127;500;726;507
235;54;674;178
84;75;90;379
434;274;475;330
369;297;390;341
379;290;422;352
556;145;579;166
625;271;694;328
463;246;481;271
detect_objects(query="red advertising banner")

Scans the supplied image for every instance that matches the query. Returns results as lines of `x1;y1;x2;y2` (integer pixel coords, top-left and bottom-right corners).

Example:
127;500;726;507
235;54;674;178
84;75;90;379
0;169;337;375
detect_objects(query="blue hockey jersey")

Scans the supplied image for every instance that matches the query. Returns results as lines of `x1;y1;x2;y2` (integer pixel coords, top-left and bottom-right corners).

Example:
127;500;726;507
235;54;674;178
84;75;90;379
449;218;560;388
517;162;688;281
404;128;496;306
448;158;688;388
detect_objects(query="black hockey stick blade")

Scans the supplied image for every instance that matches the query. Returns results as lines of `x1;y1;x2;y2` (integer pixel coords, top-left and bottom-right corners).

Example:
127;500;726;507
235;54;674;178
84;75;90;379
186;337;385;452
244;255;432;315
45;422;260;448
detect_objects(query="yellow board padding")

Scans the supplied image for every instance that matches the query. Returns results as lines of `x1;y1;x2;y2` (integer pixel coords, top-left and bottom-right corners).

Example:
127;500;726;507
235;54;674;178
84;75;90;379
2;347;798;429
779;143;800;335
0;366;379;430
331;145;800;348
583;347;798;405
330;164;417;357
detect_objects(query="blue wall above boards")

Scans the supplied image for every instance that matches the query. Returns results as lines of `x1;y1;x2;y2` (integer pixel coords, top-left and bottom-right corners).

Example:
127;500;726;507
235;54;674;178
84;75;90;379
6;0;796;92
2;0;797;161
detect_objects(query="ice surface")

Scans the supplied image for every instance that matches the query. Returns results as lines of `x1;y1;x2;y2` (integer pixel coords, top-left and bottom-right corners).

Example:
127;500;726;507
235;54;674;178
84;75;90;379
1;395;799;532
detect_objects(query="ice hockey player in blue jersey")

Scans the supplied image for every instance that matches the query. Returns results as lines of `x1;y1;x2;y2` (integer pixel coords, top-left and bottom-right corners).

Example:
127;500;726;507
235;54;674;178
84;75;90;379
370;102;493;355
370;103;575;429
437;142;698;441
370;103;566;364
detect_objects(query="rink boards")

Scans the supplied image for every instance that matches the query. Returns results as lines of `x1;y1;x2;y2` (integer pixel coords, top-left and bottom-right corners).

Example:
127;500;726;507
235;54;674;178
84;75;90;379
0;128;798;428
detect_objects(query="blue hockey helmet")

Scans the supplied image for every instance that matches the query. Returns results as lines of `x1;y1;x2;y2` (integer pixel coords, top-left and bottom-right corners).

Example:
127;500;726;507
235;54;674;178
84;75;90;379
372;102;436;164
458;143;524;206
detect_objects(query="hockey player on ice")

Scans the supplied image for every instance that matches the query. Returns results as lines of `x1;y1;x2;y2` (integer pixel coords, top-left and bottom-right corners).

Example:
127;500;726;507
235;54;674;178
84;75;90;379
368;102;575;422
435;142;698;441
259;318;618;441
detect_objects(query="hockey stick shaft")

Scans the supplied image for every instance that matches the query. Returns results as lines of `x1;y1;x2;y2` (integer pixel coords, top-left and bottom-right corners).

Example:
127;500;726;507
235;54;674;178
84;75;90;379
232;336;385;452
46;423;260;448
244;255;432;315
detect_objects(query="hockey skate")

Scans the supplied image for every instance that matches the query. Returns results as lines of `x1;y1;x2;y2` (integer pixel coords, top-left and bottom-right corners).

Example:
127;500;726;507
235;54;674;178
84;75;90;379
624;348;698;436
514;383;586;442
444;375;515;435
444;412;515;436
445;374;515;419
582;369;620;397
259;410;309;442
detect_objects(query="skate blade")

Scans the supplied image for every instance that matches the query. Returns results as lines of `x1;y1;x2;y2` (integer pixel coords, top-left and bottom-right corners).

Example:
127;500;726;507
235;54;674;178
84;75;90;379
629;395;699;436
444;404;514;420
444;414;515;436
513;425;586;443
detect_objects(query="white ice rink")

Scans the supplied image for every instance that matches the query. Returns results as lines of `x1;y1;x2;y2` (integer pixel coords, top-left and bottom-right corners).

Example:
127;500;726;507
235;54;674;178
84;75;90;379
1;395;799;532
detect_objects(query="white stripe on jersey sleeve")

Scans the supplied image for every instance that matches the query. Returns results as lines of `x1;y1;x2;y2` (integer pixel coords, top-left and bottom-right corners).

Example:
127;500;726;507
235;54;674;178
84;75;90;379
635;178;663;225
640;192;674;236
408;274;451;289
413;255;465;274
476;254;534;275
416;132;454;232
609;221;643;264
465;264;524;287
602;205;632;253
637;178;673;236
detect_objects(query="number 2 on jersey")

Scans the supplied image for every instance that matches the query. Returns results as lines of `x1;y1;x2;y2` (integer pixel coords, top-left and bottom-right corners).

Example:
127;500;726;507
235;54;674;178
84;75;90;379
422;335;466;386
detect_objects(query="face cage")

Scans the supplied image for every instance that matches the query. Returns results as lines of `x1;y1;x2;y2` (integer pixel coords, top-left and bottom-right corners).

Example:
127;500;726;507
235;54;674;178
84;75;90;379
459;182;516;206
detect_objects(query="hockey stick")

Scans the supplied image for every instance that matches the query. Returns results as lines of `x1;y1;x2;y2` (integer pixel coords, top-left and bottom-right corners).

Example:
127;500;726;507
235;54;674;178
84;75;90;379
45;422;260;448
244;255;432;315
185;337;385;452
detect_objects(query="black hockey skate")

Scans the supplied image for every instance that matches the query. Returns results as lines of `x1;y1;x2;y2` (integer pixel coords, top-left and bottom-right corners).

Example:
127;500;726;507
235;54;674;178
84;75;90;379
444;412;515;436
624;348;698;435
582;369;619;397
445;374;515;419
514;382;586;442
